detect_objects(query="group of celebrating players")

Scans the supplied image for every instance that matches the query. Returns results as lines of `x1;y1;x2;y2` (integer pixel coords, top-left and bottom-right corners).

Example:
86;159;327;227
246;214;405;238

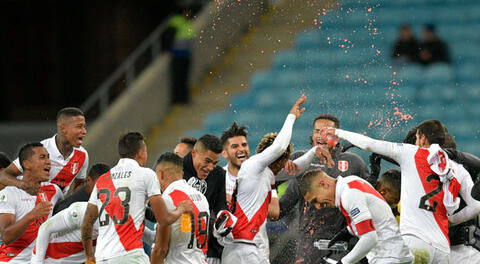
0;94;479;264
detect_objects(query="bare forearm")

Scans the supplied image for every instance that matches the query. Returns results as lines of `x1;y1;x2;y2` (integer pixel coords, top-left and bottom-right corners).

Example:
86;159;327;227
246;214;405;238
2;214;35;244
268;196;280;220
151;225;170;264
81;204;98;260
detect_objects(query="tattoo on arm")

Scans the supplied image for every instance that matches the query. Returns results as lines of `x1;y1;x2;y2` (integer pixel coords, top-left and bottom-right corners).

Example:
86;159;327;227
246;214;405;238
81;204;98;259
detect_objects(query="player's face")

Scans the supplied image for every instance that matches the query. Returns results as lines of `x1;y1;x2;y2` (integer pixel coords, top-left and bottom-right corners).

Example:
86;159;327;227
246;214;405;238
63;115;87;148
28;147;51;182
223;136;250;168
174;143;191;158
377;182;400;208
192;149;220;180
312;119;336;152
137;143;148;167
304;180;336;209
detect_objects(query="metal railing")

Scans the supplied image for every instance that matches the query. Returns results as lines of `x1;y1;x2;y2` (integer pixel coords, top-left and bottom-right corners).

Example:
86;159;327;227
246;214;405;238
80;17;171;119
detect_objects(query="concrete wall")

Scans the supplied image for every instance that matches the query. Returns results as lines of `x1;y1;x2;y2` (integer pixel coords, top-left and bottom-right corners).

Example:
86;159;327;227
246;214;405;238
83;0;268;166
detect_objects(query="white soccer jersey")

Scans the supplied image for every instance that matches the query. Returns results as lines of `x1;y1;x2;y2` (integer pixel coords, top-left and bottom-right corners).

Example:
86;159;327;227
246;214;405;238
336;176;413;263
88;158;161;261
336;129;480;253
0;183;63;263
223;165;236;196
13;135;89;193
31;202;99;264
229;114;296;259
163;180;210;264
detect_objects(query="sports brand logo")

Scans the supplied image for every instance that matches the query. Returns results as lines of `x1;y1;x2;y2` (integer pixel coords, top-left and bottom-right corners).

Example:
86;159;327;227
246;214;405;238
187;177;208;194
338;160;349;172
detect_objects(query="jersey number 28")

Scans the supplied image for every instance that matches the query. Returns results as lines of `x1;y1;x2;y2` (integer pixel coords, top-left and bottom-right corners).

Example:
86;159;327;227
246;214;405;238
418;174;442;213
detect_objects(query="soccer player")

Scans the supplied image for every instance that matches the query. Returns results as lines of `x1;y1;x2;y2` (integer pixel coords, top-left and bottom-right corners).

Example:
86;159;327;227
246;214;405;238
222;95;314;263
81;132;192;264
325;120;480;263
299;170;413;264
275;114;370;264
182;134;226;264
0;143;64;263
151;152;210;264
376;169;401;221
0;107;88;194
53;163;110;215
174;137;197;158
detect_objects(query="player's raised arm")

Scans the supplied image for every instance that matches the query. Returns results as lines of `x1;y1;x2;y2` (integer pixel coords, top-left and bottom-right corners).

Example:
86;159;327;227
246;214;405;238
149;195;193;226
254;95;307;168
325;127;403;162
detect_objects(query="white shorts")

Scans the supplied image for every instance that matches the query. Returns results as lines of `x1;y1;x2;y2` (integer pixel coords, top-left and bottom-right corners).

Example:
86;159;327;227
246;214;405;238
402;234;449;264
222;243;269;264
450;245;480;263
96;250;150;264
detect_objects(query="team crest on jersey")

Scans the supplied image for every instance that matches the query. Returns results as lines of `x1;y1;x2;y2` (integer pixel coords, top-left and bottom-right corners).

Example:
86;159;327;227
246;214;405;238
187;177;208;194
338;160;349;172
71;163;79;175
0;194;6;202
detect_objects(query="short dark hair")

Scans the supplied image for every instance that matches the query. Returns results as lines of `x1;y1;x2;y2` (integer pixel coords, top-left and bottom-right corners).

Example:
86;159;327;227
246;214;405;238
19;142;44;170
118;132;145;159
88;163;111;181
416;120;446;146
378;169;401;191
56;107;84;122
0;152;11;169
197;134;223;154
403;129;416;144
299;169;322;197
221;122;248;146
155;152;183;168
313;114;340;128
179;136;197;147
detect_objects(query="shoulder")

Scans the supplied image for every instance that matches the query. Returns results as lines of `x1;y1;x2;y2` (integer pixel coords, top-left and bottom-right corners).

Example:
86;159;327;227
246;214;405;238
0;186;20;199
40;136;54;147
75;145;88;155
291;150;307;160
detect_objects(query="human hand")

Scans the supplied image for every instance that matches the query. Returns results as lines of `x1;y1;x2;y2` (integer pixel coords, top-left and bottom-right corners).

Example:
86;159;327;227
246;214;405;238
289;95;307;118
315;147;334;168
284;160;300;176
30;201;52;220
177;200;193;214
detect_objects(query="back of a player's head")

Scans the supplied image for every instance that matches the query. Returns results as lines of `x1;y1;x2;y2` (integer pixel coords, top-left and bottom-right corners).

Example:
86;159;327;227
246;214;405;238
256;133;292;162
195;134;223;154
378;169;401;191
299;170;326;196
313;114;340;128
88;163;111;181
56;107;84;123
155;152;183;171
416;120;446;145
118;131;145;159
19;142;44;170
221;122;248;147
180;136;197;148
0;152;11;169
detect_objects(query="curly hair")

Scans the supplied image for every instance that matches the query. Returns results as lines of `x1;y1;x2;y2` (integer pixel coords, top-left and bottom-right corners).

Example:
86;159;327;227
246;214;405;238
256;133;293;161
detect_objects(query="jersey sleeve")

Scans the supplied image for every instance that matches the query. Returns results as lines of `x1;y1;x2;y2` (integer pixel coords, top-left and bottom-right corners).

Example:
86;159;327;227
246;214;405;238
76;151;89;180
0;189;15;215
249;114;296;169
12;158;23;173
145;169;162;198
341;189;375;236
292;146;317;174
449;164;480;224
88;185;99;207
163;194;176;212
335;129;412;165
32;204;82;262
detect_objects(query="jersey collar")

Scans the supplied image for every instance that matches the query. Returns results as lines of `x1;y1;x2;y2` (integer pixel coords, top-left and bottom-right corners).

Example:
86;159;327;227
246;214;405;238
164;179;188;194
335;176;345;207
117;158;141;168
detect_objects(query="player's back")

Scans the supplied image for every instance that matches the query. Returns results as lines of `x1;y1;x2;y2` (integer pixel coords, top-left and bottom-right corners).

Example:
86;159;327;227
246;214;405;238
163;180;209;264
89;158;160;261
393;144;451;252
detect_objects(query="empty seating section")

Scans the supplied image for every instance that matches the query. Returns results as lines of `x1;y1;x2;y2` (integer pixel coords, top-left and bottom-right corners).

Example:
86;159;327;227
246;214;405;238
186;0;480;158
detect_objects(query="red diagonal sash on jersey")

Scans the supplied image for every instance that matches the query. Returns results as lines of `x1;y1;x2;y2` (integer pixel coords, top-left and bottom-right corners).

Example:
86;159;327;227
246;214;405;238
169;190;209;254
232;191;271;241
415;149;449;243
0;185;57;261
95;172;144;252
51;150;86;190
347;180;386;202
